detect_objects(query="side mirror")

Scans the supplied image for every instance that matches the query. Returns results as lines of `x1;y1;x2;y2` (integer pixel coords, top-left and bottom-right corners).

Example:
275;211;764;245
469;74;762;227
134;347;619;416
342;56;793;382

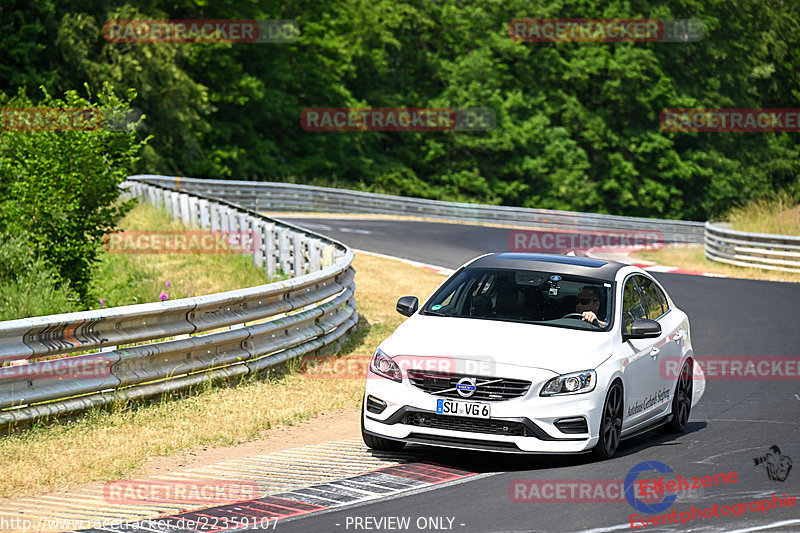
623;318;661;341
396;296;419;317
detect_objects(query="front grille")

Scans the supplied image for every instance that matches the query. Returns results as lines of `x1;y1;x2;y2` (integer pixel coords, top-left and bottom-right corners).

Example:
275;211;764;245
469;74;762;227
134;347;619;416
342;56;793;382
404;412;530;437
407;370;531;401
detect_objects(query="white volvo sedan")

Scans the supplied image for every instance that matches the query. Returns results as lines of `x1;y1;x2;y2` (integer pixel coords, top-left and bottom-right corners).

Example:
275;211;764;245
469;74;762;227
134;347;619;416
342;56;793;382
361;253;694;459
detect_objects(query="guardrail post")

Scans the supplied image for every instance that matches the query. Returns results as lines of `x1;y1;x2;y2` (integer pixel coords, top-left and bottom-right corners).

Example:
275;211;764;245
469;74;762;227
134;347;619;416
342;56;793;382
237;212;249;254
277;227;291;276
252;219;266;269
223;206;232;233
309;238;322;271
179;193;191;225
293;233;306;276
198;199;210;229
128;181;140;202
188;196;199;228
169;191;180;218
210;203;220;232
228;209;239;235
138;182;147;204
264;221;277;277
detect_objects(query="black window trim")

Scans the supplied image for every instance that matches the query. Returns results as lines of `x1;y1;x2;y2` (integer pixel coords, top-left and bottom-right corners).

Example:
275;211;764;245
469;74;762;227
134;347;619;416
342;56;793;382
630;273;671;321
620;273;648;335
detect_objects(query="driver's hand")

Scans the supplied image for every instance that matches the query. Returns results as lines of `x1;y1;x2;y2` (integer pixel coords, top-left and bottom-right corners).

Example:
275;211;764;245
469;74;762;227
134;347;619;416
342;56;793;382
581;311;599;324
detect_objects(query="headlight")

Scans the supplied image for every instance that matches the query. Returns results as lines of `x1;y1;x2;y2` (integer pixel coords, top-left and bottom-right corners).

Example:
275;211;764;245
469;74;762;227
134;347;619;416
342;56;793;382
369;349;402;382
540;370;596;396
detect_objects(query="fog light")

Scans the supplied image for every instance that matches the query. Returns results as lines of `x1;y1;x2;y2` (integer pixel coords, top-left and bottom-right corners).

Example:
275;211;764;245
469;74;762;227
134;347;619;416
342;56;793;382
366;395;387;414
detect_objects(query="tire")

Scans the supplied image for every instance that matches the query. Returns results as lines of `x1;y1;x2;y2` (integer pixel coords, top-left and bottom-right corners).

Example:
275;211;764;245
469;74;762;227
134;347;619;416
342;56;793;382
592;381;623;460
361;401;405;452
657;360;693;434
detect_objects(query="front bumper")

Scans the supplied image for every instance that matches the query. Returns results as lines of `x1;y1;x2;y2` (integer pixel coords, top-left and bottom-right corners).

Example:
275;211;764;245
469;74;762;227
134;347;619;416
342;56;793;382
363;364;605;454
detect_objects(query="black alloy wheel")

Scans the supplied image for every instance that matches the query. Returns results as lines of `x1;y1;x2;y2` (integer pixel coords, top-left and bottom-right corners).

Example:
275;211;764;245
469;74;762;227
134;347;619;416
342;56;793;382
593;381;623;459
659;360;693;434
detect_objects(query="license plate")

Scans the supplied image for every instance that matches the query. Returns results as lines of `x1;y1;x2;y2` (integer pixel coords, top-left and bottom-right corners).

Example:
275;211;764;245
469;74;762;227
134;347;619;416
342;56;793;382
436;399;490;418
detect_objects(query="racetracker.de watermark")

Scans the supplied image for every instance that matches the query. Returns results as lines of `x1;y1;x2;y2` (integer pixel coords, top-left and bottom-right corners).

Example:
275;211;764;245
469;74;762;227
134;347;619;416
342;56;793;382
103;19;300;43
302;354;497;379
103;231;254;254
509;18;703;42
510;479;667;503
104;479;259;505
0;107;141;132
661;109;800;132
0;356;112;380
300;108;496;131
0;516;278;532
662;356;800;380
509;229;665;254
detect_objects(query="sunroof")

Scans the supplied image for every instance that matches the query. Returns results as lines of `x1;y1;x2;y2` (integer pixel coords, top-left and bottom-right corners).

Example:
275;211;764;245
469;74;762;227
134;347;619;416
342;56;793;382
494;253;608;268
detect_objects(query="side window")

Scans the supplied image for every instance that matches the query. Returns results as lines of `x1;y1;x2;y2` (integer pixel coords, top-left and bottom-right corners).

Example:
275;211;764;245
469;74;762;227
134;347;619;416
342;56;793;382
637;276;667;319
621;277;647;334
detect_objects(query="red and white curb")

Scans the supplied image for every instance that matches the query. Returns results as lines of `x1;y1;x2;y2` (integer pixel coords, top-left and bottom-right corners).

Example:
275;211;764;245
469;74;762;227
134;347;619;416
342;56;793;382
75;462;480;532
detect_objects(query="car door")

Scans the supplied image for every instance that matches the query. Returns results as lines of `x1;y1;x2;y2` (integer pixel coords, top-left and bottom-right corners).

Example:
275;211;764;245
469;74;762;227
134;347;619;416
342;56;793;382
619;275;665;430
637;275;682;416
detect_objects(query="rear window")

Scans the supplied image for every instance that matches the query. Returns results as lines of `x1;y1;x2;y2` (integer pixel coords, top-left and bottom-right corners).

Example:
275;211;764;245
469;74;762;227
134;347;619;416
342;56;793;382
422;268;613;331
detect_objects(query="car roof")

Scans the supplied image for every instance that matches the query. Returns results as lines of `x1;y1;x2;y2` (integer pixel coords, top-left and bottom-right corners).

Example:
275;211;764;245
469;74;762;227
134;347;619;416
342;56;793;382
464;253;628;282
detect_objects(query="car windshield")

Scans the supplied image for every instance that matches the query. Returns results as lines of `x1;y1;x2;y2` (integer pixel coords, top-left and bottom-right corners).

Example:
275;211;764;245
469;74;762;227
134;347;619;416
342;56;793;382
422;268;613;331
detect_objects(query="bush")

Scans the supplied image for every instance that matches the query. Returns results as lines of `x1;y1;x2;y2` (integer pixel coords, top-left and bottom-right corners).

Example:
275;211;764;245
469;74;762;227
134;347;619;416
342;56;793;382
0;232;77;321
0;83;148;298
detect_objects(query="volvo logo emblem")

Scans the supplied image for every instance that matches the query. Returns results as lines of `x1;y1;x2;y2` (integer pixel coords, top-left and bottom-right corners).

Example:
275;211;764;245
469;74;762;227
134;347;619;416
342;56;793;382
456;377;477;398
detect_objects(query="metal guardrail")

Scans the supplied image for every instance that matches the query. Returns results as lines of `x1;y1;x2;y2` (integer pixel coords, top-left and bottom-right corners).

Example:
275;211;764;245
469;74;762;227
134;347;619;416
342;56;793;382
131;175;706;244
0;179;357;429
705;221;800;273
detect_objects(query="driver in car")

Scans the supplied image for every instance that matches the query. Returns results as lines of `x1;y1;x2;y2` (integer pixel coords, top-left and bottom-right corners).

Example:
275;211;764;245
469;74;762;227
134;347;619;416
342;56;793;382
577;286;607;327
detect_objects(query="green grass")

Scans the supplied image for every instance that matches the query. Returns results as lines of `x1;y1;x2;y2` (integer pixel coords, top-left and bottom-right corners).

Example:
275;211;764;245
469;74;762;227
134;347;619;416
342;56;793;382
87;202;279;309
0;233;79;321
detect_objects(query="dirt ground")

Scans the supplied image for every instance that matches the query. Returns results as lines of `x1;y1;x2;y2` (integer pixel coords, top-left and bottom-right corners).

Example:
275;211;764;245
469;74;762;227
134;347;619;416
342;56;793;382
137;406;362;476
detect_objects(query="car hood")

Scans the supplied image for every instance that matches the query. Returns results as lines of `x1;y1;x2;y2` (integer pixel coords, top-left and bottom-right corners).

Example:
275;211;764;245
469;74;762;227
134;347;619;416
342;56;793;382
380;315;614;375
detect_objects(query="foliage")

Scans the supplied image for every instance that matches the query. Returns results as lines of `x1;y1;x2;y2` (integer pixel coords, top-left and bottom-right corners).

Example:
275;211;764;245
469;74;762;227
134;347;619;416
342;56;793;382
0;0;798;222
727;189;800;235
0;232;77;320
0;83;147;297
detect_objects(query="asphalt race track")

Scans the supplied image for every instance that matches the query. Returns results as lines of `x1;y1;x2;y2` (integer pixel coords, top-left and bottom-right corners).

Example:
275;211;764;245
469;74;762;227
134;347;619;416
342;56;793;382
270;217;800;533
